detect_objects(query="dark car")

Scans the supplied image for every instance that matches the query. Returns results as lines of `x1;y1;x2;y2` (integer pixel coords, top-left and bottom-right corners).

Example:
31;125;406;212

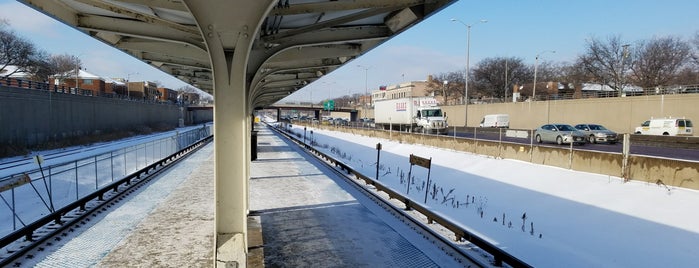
574;124;618;144
534;124;586;145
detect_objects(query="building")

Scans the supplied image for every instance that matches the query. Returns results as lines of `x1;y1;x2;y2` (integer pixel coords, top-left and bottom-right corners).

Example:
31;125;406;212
127;81;160;100
157;87;178;103
370;80;430;106
180;92;200;105
104;77;126;96
49;69;107;96
0;65;32;79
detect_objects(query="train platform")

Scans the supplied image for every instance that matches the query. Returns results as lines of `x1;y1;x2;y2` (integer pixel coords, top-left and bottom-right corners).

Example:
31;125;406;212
28;123;459;267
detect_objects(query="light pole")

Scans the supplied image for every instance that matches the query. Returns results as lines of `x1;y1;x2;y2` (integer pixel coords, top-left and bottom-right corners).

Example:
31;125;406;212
126;72;139;98
442;80;448;104
504;58;509;102
620;44;630;96
451;18;487;127
74;54;84;94
357;65;370;107
532;50;555;101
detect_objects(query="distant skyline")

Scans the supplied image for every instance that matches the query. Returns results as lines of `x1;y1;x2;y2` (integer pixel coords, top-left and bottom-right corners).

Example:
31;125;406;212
2;0;698;102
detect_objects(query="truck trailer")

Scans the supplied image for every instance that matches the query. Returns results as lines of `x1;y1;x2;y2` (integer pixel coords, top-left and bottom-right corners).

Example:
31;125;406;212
374;97;448;134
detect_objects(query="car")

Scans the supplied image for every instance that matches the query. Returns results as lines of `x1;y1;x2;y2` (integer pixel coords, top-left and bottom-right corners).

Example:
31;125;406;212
534;124;586;145
634;118;693;136
574;124;618;144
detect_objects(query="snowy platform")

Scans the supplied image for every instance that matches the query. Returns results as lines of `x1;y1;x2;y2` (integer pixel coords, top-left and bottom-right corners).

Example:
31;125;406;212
27;124;460;267
249;124;460;267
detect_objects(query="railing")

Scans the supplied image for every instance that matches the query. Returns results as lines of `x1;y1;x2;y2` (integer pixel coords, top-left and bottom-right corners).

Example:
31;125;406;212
0;77;178;104
0;134;213;266
270;122;532;267
0;125;212;237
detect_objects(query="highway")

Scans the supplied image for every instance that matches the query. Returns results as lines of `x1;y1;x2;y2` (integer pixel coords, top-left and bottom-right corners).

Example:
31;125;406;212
446;127;699;162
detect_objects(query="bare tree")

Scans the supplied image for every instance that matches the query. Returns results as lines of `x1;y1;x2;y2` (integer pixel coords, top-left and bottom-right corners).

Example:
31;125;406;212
631;36;691;89
425;71;464;104
177;85;200;93
45;53;81;84
471;56;532;99
672;67;699;85
576;35;632;95
0;21;41;79
692;31;699;66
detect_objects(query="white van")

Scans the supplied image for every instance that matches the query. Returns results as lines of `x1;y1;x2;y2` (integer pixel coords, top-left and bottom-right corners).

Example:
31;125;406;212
480;114;510;128
634;118;693;136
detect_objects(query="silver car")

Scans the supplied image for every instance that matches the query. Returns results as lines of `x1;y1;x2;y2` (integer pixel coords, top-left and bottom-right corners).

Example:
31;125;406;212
574;124;618;144
534;124;586;145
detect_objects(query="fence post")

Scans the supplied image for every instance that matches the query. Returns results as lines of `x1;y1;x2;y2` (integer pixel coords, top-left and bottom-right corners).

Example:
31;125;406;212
622;133;631;181
375;143;382;181
95;155;99;189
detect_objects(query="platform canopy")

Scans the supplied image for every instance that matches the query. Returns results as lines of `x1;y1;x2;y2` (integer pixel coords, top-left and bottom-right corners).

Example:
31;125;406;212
20;0;454;109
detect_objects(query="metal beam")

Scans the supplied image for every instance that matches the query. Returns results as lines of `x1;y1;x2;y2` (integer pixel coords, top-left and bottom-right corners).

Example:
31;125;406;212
262;6;400;42
73;0;200;35
270;0;424;16
265;44;360;63
77;14;205;50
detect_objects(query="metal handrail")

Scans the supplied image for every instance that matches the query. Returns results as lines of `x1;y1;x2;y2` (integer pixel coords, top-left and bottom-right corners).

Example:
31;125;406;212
269;122;531;268
0;135;212;265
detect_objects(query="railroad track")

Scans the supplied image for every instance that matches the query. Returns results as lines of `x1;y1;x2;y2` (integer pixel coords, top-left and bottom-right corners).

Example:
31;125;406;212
0;135;213;267
267;122;530;268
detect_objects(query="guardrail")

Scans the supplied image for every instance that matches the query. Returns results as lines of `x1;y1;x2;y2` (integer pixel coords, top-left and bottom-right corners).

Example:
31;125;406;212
0;125;212;236
295;121;699;190
0;134;213;266
270;122;531;268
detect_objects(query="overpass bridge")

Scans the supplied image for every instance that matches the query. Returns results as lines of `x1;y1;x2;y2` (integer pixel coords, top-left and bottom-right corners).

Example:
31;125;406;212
18;0;456;266
267;103;360;121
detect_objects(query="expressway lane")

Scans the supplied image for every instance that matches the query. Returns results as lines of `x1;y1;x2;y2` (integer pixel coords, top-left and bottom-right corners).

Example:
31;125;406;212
446;128;699;162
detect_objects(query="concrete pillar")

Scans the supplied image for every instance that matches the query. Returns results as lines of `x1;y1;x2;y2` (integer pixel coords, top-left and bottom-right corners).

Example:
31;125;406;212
184;1;275;267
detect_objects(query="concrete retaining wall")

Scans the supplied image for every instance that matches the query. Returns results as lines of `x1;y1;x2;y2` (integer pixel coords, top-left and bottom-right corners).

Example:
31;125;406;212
1;86;181;146
305;123;699;190
372;94;699;134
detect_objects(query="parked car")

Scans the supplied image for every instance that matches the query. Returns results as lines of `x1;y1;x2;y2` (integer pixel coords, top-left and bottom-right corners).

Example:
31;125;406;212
534;124;586;145
574;124;618;144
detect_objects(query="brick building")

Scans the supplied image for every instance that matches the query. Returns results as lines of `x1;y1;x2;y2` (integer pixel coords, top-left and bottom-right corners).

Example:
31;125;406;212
127;81;160;100
49;69;107;96
157;87;178;103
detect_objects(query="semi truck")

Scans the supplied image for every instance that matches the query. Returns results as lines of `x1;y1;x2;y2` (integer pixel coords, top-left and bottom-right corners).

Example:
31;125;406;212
374;97;448;134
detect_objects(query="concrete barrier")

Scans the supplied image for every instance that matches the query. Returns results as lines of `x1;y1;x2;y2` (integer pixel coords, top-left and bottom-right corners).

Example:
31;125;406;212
299;122;699;191
628;156;699;189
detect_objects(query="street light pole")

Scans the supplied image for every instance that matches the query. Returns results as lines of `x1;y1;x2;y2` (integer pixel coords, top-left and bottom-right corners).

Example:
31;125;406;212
74;56;81;94
126;72;139;98
532;50;555;101
620;44;630;96
357;65;370;107
442;80;448;104
451;18;487;127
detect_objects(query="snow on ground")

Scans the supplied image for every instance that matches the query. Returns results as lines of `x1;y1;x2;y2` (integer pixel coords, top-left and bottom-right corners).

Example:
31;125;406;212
274;120;699;268
0;123;212;237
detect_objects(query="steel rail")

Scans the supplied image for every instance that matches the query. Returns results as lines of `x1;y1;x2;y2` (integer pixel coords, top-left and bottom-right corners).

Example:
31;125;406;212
268;122;531;268
0;135;213;267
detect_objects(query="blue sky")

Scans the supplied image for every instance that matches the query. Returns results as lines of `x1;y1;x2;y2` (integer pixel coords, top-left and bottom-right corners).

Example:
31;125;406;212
2;0;698;102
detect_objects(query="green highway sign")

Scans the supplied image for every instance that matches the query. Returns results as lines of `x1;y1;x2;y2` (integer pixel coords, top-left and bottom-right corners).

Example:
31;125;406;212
323;100;335;110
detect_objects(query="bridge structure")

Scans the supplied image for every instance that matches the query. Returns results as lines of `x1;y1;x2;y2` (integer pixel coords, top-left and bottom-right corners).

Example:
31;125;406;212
266;103;360;121
18;0;456;266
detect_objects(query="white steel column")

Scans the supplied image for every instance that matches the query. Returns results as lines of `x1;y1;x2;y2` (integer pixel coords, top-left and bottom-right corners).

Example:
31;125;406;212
183;1;275;267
